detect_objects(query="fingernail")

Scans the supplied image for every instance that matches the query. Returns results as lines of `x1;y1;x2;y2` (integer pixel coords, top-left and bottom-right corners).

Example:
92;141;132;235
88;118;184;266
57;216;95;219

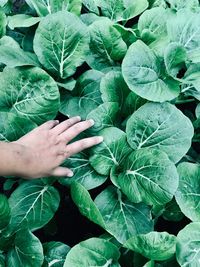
97;136;104;143
56;120;59;124
89;119;95;126
76;116;81;121
67;171;74;177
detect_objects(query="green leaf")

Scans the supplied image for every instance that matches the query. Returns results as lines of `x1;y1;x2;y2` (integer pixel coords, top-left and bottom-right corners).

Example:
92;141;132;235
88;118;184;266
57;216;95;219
59;152;107;190
82;0;99;14
111;148;179;206
176;222;200;267
164;42;187;78
162;198;184;222
7;14;41;29
25;0;82;16
43;241;70;267
8;180;60;232
34;11;89;79
96;0;148;22
0;252;5;267
71;182;106;229
113;24;137;47
0;194;10;231
94;186;153;243
7;229;44;267
89;127;132;175
175;162;200;221
0;67;60;124
126;102;194;163
74;69;103;105
100;70;130;110
123;92;146;118
167;10;200;63
167;0;199;11
87;102;119;132
124;232;176;261
122;40;180;102
196;103;200;118
86;18;127;70
0;112;36;141
0;36;40;67
138;7;168;44
0;8;6;38
64;238;121;267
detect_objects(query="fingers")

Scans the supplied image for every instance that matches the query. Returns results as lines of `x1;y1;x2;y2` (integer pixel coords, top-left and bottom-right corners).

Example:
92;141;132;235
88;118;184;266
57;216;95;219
60;119;95;143
51;167;74;177
65;136;103;157
39;120;59;130
51;116;81;135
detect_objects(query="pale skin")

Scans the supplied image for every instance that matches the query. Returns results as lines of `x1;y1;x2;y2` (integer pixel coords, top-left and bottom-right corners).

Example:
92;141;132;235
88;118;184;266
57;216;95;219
0;116;103;179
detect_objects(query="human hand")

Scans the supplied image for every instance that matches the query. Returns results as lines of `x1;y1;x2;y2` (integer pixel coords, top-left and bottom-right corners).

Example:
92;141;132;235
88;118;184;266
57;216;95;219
13;117;103;179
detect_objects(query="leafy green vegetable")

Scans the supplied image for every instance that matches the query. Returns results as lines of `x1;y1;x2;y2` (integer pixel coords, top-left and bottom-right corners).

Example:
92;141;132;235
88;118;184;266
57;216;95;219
176;223;200;267
122;40;180;102
89;127;131;175
126;102;194;163
95;0;149;22
175;162;200;221
111;148;179;206
86;18;127;70
0;194;10;231
34;11;89;79
64;238;120;267
8;180;60;232
7;229;44;267
43;241;70;267
94;186;153;243
124;232;176;261
0;0;200;265
0;67;60;124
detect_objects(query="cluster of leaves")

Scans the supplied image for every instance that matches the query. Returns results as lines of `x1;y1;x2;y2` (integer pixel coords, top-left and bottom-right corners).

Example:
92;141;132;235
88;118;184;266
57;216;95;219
0;0;200;266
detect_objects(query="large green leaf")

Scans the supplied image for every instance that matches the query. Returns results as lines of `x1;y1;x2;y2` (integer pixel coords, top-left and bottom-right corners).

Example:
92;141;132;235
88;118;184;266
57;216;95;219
7;229;44;267
0;36;40;67
167;10;200;63
138;7;168;44
95;0;148;22
0;112;36;141
89;127;132;175
25;0;82;16
122;40;180;102
34;11;89;79
111;148;179;206
176;223;200;267
86;18;127;70
64;238;121;267
71;182;106;229
8;180;60;232
124;232;176;261
126;102;194;163
43;241;70;267
60;69;104;119
0;194;10;231
0;67;60;124
123;92;146;118
100;70;130;110
87;102;119;132
94;186;153;243
175;162;200;221
59;152;107;190
164;42;187;79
